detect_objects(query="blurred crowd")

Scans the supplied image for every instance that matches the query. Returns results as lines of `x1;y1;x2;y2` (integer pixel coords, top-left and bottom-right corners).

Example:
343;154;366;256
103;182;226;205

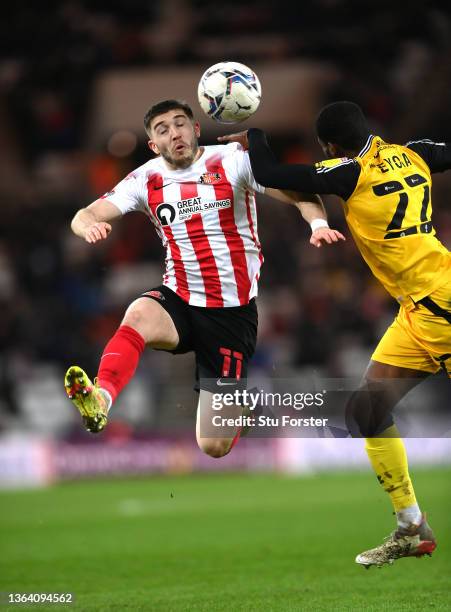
3;0;451;162
1;1;450;432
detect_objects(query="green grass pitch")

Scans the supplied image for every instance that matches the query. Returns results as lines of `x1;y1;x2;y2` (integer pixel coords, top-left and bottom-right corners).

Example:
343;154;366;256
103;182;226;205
0;468;450;611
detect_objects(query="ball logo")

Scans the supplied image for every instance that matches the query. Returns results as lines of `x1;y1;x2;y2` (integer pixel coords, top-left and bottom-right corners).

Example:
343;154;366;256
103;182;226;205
156;203;176;226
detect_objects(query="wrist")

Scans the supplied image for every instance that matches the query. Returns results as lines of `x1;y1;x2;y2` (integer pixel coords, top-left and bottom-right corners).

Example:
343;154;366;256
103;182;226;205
310;218;329;232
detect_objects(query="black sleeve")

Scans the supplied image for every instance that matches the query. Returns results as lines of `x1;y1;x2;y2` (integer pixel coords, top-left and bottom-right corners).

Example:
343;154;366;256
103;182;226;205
406;139;451;173
248;128;360;200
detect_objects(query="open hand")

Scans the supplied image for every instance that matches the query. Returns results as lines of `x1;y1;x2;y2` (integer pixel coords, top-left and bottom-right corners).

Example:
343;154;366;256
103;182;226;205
217;131;249;150
310;227;346;248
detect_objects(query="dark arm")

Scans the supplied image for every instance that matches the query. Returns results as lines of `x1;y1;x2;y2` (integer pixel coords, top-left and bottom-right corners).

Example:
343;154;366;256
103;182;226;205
406;140;451;173
248;128;360;200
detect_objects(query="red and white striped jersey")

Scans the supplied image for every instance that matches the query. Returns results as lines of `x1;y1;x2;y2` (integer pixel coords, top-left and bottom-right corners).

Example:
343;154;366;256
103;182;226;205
103;143;265;307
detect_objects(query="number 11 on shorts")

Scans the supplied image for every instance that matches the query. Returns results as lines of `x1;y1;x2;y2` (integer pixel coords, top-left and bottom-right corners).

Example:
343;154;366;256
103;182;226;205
219;347;243;379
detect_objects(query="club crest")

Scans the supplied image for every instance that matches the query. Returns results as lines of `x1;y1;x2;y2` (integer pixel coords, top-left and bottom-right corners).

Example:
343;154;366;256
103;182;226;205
199;172;222;185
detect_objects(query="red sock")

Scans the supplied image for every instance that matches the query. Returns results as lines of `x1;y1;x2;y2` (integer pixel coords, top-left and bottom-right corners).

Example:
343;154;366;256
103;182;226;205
97;325;145;404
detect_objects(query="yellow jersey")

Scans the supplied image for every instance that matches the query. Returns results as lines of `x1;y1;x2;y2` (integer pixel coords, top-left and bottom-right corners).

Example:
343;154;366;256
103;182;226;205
344;135;449;304
311;135;450;305
248;128;451;305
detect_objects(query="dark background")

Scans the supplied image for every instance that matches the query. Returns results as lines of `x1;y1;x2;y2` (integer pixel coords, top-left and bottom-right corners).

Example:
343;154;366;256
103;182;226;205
1;0;450;435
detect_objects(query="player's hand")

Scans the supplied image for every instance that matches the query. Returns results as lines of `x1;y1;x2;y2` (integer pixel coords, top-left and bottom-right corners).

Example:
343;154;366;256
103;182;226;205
217;131;249;150
310;227;346;248
84;222;112;244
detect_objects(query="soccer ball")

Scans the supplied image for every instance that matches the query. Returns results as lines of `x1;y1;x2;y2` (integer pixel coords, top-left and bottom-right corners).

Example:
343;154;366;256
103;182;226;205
197;61;261;124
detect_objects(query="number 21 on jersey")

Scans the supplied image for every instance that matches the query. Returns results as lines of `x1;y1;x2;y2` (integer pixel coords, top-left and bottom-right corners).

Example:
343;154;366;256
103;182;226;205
372;173;431;239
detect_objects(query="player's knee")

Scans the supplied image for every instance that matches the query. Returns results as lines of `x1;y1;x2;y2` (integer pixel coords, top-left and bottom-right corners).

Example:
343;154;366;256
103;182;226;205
122;306;146;333
121;301;158;343
345;382;394;438
197;438;232;458
122;298;178;349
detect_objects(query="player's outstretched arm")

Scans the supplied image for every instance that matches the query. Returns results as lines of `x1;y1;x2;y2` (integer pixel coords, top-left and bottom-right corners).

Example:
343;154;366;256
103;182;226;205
264;189;345;247
71;199;122;244
219;131;346;247
220;129;358;198
296;199;346;248
258;187;347;248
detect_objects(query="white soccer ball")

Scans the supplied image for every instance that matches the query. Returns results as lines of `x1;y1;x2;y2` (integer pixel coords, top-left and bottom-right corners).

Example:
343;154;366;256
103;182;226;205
197;61;261;124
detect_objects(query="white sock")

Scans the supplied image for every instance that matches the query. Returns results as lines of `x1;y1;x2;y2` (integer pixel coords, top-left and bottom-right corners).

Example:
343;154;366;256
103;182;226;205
99;388;112;412
396;504;422;530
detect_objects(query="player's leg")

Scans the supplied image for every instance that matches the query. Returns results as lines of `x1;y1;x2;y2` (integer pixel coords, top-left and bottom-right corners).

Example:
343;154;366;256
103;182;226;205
351;361;437;567
345;360;428;437
350;303;443;567
193;300;258;458
96;294;180;400
195;390;242;458
65;288;181;433
349;361;425;507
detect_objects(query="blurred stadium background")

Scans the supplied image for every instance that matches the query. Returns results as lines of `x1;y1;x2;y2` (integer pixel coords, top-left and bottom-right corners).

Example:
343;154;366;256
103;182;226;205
0;3;450;609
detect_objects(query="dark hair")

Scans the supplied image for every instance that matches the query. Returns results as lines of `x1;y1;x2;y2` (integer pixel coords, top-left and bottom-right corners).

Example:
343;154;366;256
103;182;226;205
316;101;370;151
144;99;194;132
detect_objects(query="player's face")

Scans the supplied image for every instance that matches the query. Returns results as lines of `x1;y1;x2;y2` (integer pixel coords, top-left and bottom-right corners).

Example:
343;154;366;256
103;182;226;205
318;137;337;158
149;110;201;169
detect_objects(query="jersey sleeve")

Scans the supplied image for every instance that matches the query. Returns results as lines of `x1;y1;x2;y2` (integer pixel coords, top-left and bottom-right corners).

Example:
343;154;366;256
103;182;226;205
247;128;360;200
406;139;451;173
100;172;147;214
230;143;266;193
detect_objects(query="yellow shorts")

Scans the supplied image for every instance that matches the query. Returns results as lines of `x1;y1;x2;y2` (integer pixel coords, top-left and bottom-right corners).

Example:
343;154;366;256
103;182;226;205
372;280;451;375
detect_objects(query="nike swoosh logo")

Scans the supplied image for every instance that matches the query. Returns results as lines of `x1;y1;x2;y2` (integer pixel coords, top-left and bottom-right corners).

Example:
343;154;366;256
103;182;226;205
216;379;237;386
154;181;211;190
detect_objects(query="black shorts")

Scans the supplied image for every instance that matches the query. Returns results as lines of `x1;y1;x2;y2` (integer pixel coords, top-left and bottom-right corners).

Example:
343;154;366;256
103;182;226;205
141;286;258;392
